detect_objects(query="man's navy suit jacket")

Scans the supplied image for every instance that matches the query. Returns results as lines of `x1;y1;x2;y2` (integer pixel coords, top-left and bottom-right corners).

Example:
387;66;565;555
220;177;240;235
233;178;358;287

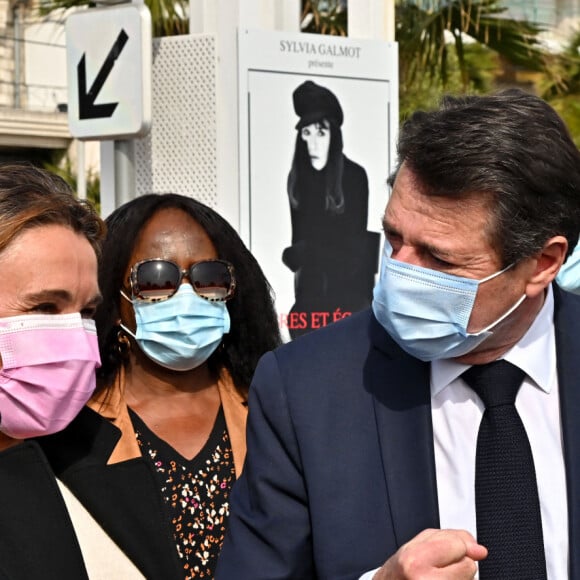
216;285;580;580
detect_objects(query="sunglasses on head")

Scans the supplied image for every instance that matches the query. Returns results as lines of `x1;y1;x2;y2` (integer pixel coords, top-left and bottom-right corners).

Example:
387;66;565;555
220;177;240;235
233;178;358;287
129;259;236;303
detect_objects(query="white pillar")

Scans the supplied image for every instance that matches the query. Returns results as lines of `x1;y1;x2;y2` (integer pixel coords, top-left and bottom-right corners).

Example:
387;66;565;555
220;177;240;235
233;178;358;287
348;0;396;41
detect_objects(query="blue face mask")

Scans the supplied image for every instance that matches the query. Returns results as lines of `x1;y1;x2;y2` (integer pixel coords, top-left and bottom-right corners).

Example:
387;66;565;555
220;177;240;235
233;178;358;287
121;284;231;371
372;243;526;361
556;241;580;295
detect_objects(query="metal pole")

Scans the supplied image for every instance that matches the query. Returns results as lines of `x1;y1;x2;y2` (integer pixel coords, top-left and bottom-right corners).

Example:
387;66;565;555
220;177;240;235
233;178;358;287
113;139;135;207
77;140;87;200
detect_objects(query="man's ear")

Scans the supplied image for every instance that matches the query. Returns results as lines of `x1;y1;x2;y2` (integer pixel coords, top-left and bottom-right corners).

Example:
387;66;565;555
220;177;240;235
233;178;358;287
525;235;568;298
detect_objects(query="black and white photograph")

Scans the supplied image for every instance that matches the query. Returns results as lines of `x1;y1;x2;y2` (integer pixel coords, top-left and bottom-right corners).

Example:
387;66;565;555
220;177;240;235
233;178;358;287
238;29;398;340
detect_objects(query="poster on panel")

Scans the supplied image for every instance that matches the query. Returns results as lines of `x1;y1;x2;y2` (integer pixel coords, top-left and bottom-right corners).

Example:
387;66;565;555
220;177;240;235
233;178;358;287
238;28;398;341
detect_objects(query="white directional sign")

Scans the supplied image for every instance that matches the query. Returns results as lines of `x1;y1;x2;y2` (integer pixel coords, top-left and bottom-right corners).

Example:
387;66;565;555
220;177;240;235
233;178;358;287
66;3;152;140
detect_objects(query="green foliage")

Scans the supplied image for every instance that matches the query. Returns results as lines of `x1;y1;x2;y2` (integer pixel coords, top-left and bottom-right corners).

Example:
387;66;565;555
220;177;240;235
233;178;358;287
538;31;580;99
396;0;546;89
537;31;580;148
395;0;556;134
38;0;187;37
399;43;499;120
548;96;580;148
43;154;101;215
300;1;347;36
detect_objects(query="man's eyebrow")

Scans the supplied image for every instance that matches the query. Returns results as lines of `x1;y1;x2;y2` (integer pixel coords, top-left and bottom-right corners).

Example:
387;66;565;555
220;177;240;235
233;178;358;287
382;220;454;259
423;242;454;259
382;219;402;238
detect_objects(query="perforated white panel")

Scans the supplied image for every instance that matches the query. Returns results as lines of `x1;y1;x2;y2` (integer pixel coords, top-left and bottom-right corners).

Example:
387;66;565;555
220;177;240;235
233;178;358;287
134;34;218;207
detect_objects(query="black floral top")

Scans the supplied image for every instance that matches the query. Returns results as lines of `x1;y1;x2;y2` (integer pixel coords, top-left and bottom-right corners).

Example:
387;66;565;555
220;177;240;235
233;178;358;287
129;407;235;579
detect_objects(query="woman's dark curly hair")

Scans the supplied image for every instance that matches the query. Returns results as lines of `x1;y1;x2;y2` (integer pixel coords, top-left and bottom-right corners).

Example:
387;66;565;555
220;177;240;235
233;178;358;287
94;193;281;397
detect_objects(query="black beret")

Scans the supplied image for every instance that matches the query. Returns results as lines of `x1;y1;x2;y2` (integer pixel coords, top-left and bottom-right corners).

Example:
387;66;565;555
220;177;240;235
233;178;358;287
293;80;343;129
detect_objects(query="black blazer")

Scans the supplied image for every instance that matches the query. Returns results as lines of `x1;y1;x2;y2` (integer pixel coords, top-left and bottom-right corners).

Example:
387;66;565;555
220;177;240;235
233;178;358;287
0;441;89;579
216;285;580;579
37;407;183;580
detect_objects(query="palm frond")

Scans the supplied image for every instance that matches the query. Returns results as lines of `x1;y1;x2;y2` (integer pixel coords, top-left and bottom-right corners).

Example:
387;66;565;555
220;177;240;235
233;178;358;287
397;0;547;90
38;0;188;37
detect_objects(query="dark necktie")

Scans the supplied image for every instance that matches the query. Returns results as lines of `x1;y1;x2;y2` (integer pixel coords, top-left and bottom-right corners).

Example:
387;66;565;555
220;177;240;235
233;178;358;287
461;360;547;579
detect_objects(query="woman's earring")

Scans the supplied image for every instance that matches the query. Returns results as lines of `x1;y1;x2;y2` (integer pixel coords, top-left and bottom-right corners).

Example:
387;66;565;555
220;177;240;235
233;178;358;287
116;328;131;359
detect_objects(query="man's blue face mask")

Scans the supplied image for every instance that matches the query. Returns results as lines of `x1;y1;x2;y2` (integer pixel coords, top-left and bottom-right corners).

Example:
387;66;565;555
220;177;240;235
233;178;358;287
372;242;526;361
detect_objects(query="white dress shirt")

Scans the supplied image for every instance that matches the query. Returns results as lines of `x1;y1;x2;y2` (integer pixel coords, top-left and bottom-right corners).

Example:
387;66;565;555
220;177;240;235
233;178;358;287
360;287;568;579
432;286;568;579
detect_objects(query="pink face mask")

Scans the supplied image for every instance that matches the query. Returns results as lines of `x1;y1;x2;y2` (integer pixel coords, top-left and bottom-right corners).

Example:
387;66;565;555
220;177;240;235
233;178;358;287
0;313;101;439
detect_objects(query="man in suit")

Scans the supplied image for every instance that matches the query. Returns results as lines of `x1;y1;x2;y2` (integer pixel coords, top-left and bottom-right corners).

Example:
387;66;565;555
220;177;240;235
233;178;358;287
216;89;580;579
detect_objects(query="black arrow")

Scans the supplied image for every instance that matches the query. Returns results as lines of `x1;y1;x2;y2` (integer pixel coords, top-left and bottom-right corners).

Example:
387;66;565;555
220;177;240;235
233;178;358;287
78;29;129;120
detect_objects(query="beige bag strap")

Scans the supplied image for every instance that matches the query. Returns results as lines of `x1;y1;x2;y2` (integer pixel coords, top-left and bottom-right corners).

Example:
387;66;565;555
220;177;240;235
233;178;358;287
56;479;146;580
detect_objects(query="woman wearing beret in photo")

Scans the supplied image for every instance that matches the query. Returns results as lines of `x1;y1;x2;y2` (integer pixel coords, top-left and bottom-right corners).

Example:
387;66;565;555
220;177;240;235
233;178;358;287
283;80;380;339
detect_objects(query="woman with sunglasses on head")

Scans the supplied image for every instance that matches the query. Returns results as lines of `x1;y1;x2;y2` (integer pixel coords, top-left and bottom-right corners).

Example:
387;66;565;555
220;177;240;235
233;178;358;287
38;193;281;580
